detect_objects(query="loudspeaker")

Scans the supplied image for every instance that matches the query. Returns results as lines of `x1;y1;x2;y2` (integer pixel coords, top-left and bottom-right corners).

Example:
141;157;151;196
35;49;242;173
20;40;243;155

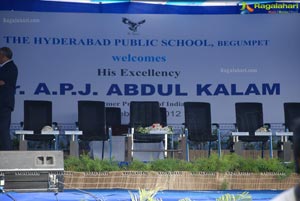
0;151;64;192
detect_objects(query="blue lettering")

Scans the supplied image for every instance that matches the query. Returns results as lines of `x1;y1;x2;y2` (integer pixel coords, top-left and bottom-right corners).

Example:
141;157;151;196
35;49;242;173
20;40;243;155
107;84;188;96
112;55;121;62
175;84;188;96
262;83;280;95
245;84;260;95
125;84;138;95
161;39;209;47
141;84;155;96
60;83;74;95
106;84;122;95
78;84;91;95
34;83;51;95
196;84;212;96
231;84;244;95
158;84;172;96
196;83;280;96
214;84;229;96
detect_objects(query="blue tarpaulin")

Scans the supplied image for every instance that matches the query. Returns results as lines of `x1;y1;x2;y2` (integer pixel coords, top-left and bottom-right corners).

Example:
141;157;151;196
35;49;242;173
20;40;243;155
0;189;282;201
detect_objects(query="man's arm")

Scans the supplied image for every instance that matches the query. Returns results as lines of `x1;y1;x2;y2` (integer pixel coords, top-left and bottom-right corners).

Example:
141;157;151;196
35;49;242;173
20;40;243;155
0;80;5;86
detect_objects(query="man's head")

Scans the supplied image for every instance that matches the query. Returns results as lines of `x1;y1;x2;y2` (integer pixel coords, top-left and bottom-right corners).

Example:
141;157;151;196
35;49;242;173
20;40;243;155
0;47;13;64
294;120;300;173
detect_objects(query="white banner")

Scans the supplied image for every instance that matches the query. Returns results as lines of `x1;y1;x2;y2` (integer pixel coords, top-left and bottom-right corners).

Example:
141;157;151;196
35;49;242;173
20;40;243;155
1;11;300;124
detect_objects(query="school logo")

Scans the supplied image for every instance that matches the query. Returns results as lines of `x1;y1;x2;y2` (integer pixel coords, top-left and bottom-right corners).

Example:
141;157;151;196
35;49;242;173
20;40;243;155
122;17;146;32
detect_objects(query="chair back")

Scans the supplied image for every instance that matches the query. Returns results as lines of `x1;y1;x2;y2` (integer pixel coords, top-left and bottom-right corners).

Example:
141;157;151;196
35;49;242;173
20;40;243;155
130;101;163;142
235;102;268;142
184;102;215;142
23;100;54;141
106;107;128;135
106;107;121;127
284;102;300;132
78;101;107;141
130;101;161;128
160;107;167;127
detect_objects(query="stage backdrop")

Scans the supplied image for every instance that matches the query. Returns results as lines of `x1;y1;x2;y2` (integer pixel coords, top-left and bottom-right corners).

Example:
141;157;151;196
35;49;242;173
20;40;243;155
0;10;300;124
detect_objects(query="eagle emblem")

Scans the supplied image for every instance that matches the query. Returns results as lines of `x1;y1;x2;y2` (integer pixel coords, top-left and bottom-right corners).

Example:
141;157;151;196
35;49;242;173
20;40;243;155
122;17;146;32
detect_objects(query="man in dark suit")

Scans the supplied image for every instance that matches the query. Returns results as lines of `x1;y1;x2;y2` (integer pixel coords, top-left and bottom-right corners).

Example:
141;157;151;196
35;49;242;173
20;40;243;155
0;47;18;150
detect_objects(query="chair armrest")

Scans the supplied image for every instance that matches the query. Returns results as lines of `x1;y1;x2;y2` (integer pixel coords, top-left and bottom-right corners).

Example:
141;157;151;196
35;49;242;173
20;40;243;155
15;130;34;135
65;130;83;142
65;130;83;135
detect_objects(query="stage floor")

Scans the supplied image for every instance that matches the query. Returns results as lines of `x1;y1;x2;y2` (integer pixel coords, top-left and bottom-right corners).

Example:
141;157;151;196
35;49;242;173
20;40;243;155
0;189;281;201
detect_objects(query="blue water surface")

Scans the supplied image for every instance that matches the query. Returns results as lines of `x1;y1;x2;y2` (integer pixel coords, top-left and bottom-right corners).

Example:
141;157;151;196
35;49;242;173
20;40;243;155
0;189;282;201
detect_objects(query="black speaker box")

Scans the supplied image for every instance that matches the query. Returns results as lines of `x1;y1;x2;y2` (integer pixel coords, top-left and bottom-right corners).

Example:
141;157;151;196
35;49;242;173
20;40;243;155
0;151;64;192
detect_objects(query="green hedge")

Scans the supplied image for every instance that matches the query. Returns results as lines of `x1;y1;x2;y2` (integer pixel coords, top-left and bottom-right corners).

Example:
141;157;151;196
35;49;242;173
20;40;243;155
64;153;294;175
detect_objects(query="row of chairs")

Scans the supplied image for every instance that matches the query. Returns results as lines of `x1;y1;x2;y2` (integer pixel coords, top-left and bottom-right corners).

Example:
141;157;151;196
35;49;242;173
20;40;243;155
21;100;122;141
184;102;300;160
16;100;168;160
15;100;300;161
